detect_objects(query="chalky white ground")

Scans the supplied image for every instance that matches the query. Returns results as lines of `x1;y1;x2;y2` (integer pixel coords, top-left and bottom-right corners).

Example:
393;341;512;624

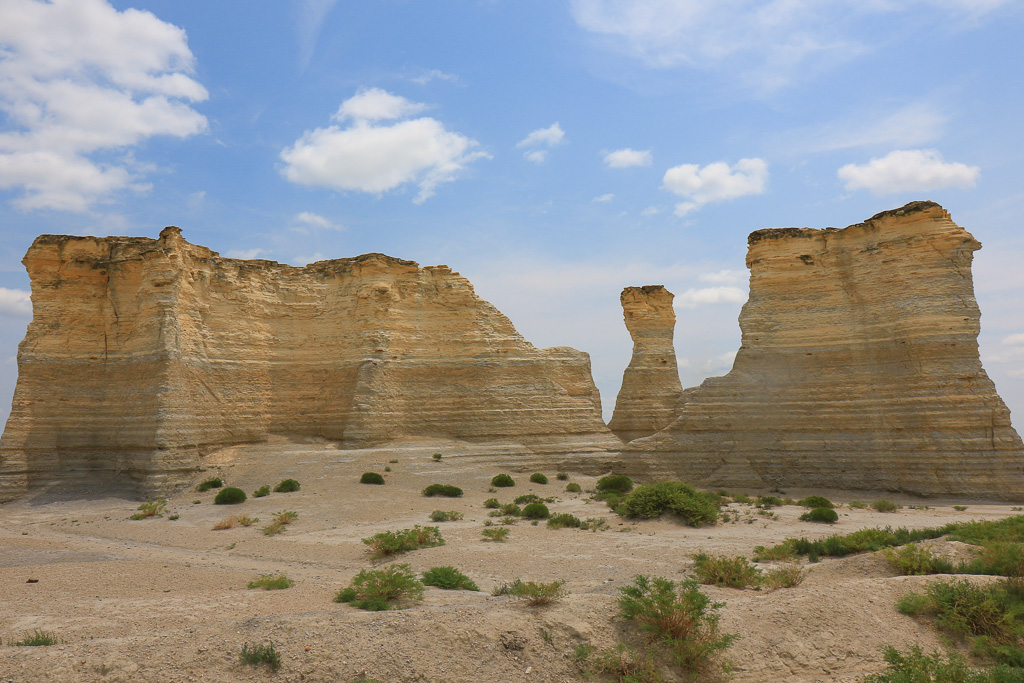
0;438;1016;682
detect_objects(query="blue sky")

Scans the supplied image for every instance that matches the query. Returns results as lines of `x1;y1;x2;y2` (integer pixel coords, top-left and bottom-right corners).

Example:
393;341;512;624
1;0;1023;428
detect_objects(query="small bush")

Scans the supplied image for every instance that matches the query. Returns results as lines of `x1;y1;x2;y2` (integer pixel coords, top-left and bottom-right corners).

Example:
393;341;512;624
483;497;500;508
616;575;737;676
482;527;509;542
360;472;385;485
363;525;444;558
872;499;902;512
262;510;298;536
617;481;719;526
954;505;969;512
547;513;583;529
499;503;522;516
493;578;567;605
11;630;58;646
883;543;954;576
522;502;550;519
491;474;515;487
849;500;868;509
597;475;634;494
237;515;258;526
556;472;569;481
798;495;833;509
421;566;479;591
586;643;662;683
582;517;609;531
168;513;179;520
861;645;1007;683
800;507;839;524
274;479;301;493
529;472;548;485
429;510;463;522
731;493;754;504
384;465;391;472
334;564;424;611
130;499;166;520
212;515;237;530
762;565;807;590
691;553;761;589
389;459;398;463
252;485;270;498
196;477;223;492
239;642;281;670
756;495;783;509
514;494;542;505
432;452;443;461
566;482;582;493
422;484;463;497
753;542;797;562
500;516;519;525
247;573;294;590
214;487;246;505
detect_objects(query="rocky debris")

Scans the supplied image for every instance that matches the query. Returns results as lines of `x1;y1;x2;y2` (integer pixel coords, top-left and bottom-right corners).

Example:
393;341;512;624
628;201;1024;499
608;285;684;443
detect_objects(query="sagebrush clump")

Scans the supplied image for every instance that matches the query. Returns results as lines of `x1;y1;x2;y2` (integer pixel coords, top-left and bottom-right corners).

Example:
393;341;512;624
247;573;294;590
196;476;223;492
493;578;567;606
429;510;463;522
360;472;385;485
362;525;444;558
214;487;246;505
529;472;549;484
274;478;301;493
252;485;270;498
335;564;425;611
522;502;550;519
422;484;463;497
130;499;166;520
421;566;479;591
491;474;515;487
800;507;839;524
597;475;634;494
239;642;281;670
616;481;719;526
692;553;762;589
797;495;833;509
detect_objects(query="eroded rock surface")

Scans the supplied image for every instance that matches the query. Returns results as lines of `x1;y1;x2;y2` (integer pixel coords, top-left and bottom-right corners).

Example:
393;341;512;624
608;285;683;443
0;229;617;501
629;201;1024;499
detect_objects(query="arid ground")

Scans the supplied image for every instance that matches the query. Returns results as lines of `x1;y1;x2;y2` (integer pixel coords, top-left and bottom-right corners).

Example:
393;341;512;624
1;438;1017;682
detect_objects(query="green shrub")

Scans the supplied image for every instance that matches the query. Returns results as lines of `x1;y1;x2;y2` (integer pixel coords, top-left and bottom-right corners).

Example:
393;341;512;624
883;543;954;576
247;573;294;590
422;484;463;497
168;513;179;520
360;472;385;485
421;566;479;591
130;499;166;519
429;510;463;522
362;525;444;558
499;503;522;516
483;497;500;508
960;542;1024;577
731;493;753;504
597;475;634;494
954;505;969;512
239;642;281;670
196;477;223;492
334;564;424;611
762;565;806;590
491;474;515;487
522;502;550;519
756;495;783;509
617;481;719;526
556;472;569;481
800;507;839;524
384;465;391;472
585;643;662;683
849;500;868;509
274;478;301;493
872;499;902;512
753;542;797;562
252;485;270;498
214;487;246;505
565;482;582;493
237;515;258;526
616;575;737;676
261;510;298;536
529;472;549;485
11;630;58;646
691;553;762;589
432;452;443;461
547;513;583;529
482;527;509;542
861;645;1012;682
514;494;542;505
797;495;833;509
493;578;567;605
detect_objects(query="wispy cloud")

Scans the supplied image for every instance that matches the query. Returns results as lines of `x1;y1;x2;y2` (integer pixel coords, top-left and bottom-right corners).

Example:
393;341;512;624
604;148;652;168
290;211;343;233
593;193;614;202
411;69;459;85
776;102;949;155
517;123;565;163
294;0;338;71
838;149;979;195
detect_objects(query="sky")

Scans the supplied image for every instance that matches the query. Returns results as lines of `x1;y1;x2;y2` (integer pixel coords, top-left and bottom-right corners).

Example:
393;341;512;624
0;0;1023;430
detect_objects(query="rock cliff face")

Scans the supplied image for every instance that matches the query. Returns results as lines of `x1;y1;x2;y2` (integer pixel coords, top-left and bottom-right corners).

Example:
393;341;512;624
0;228;618;501
628;201;1024;499
608;286;684;443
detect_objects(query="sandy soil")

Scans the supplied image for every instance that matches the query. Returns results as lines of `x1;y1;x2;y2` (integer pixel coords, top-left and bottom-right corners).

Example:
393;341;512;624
1;438;1019;682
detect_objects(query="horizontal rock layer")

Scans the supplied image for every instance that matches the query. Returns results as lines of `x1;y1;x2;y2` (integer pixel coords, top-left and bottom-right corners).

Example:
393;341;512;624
629;201;1024;499
0;228;617;500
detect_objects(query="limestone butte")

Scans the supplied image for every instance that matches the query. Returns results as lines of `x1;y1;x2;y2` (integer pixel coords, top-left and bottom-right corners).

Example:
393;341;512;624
0;228;618;501
627;201;1024;499
608;285;684;443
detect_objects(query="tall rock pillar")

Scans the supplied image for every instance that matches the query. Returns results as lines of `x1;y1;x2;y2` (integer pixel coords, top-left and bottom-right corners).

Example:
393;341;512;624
608;285;684;443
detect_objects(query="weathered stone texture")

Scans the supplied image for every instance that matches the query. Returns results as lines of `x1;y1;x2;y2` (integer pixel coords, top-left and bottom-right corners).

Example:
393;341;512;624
0;228;617;500
608;285;684;443
629;201;1024;499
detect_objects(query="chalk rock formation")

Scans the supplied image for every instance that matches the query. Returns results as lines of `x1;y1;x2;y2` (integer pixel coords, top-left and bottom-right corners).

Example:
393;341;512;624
0;229;618;501
608;286;684;443
629;201;1024;499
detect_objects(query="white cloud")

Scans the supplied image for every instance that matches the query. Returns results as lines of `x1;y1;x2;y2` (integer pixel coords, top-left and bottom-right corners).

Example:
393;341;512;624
662;158;768;216
699;270;740;284
0;288;32;317
226;248;266;260
837;149;979;195
0;0;208;212
674;286;747;309
517;123;565;149
411;69;459;85
335;87;427;122
604;148;652;168
593;193;615;203
1002;333;1024;346
524;150;549;164
570;0;1008;90
280;89;489;203
293;211;342;231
